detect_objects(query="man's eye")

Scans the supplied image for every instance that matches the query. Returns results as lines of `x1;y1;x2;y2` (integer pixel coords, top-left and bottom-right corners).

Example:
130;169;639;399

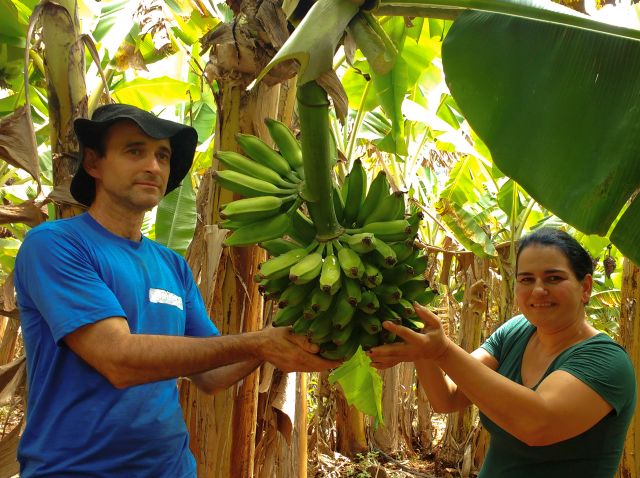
128;148;142;156
518;277;533;284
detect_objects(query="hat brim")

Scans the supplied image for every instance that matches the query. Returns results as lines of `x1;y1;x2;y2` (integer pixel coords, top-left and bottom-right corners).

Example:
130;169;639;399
71;106;198;207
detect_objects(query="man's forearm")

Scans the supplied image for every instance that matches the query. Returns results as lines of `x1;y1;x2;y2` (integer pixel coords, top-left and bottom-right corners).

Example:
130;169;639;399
189;359;263;394
106;332;265;388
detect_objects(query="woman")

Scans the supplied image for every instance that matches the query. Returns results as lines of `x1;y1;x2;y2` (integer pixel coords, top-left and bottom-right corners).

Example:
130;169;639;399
368;228;636;477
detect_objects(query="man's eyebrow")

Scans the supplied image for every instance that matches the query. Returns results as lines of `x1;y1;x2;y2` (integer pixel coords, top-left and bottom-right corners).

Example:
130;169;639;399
123;141;172;154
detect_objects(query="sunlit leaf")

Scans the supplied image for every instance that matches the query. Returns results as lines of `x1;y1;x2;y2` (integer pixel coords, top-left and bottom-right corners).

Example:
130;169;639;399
112;77;201;110
155;178;197;256
328;347;384;426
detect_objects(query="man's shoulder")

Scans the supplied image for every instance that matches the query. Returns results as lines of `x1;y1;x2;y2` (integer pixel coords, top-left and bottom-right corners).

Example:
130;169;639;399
24;214;87;241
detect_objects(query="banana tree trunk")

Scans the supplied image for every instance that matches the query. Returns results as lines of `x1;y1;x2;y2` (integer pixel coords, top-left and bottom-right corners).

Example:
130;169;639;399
179;2;297;472
40;0;87;218
616;259;640;478
438;257;488;476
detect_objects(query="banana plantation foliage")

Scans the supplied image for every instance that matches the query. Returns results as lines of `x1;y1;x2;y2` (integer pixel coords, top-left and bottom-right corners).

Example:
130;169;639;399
0;0;638;476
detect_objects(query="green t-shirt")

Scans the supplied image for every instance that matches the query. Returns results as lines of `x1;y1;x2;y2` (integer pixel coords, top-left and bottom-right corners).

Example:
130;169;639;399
477;315;636;478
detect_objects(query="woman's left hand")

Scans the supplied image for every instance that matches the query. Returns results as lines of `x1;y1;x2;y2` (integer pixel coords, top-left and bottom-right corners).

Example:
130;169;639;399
367;304;451;369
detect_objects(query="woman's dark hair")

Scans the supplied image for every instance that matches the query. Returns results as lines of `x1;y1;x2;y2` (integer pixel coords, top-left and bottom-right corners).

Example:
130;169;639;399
516;228;594;280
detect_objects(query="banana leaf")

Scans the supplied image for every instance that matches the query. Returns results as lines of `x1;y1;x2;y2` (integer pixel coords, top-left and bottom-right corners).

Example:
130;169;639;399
155;178;197;256
441;6;640;264
328;347;384;425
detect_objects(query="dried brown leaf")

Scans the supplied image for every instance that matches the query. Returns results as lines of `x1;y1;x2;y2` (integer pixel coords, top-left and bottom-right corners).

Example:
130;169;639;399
0;356;25;407
317;70;348;124
0;106;40;184
0;200;47;227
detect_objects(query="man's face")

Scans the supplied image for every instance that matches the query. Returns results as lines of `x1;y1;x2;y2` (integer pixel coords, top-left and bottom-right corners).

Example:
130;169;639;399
85;120;171;212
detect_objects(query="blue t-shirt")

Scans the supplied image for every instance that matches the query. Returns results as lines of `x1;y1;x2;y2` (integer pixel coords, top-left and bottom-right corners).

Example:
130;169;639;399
478;315;636;478
14;213;219;478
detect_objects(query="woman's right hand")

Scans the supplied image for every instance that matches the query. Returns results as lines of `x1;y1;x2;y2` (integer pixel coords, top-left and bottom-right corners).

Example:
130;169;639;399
367;304;451;369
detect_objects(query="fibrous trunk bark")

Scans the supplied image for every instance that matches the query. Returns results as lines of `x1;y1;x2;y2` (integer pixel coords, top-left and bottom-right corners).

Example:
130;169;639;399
40;0;87;218
438;257;488;477
616;259;640;478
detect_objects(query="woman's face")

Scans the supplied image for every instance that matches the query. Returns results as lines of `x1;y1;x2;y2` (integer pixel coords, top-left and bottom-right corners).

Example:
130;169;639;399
515;244;592;329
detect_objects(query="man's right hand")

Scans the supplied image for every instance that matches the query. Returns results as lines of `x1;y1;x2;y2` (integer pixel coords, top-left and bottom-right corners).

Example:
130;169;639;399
257;326;341;372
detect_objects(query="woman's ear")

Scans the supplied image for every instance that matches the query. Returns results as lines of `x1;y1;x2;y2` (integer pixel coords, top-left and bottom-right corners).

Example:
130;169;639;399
581;274;593;305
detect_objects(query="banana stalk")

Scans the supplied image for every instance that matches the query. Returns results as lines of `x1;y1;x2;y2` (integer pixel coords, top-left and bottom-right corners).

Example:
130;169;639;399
297;81;343;240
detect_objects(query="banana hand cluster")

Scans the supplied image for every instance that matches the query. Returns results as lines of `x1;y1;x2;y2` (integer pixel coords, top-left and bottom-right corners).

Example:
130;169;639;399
215;119;306;247
215;121;437;361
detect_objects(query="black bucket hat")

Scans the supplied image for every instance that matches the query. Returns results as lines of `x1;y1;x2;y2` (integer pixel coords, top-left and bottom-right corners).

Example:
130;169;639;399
71;103;198;206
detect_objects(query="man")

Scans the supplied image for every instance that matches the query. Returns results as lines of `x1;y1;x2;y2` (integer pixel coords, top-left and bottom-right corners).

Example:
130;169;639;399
14;103;336;477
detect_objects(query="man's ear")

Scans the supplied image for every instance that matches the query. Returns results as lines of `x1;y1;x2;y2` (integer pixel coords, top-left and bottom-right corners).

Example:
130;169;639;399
83;148;101;180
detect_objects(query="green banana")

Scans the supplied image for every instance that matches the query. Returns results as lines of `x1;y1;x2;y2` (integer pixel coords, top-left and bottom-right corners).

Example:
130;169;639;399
259;238;302;256
331;290;356;330
362;262;383;289
320;336;359;360
289;210;317;245
356;170;390;226
341;233;376;254
381;263;415;285
257;245;313;280
336;244;365;279
319;250;342;295
213;170;296;198
363;191;405;225
235;133;292;178
357;289;380;314
264;118;304;174
308;312;334;344
391;240;417;263
277;281;315;308
358;313;382;335
408;210;424;237
403;316;425;331
224;214;291;247
332;319;355;346
405;253;428;276
400;277;432;301
273;304;304;327
219;196;290;222
216;151;298;189
342;276;362;307
289;249;324;284
373;239;398;269
308;285;334;313
392;298;415;318
358;331;381;350
257;276;290;297
292;315;313;335
348;219;412;242
379;303;402;324
375;284;403;304
342;159;366;226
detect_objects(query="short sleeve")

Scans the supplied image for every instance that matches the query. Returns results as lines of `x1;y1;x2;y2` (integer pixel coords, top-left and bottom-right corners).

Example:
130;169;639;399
558;340;636;415
15;228;125;344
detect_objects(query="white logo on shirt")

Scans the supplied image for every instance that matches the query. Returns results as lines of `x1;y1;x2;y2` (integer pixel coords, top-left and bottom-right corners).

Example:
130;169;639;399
149;288;183;310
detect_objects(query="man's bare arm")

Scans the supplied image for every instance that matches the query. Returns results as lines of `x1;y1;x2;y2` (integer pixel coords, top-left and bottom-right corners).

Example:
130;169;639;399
64;317;338;388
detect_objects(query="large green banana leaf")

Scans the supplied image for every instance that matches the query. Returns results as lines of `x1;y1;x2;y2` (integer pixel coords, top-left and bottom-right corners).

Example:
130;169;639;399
438;5;640;264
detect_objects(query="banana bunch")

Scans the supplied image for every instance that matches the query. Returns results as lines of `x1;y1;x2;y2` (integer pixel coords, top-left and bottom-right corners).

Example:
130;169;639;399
256;181;435;360
214;119;306;247
215;121;437;361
